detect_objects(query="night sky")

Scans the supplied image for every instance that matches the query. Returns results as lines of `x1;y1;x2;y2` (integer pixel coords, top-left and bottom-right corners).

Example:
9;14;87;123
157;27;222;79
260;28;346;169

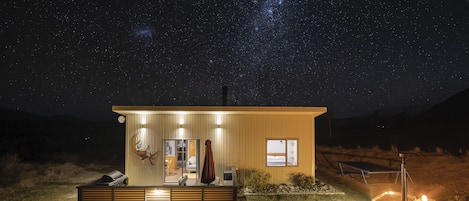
1;0;468;121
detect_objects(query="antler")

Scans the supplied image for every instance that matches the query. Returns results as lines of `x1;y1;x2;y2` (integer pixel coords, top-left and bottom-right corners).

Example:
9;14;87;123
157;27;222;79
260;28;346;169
146;150;160;165
131;132;161;165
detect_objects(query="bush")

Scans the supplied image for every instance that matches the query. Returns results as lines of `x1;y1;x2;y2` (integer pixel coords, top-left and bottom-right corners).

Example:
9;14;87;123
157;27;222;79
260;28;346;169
0;154;23;187
288;172;315;189
238;168;271;192
36;162;85;186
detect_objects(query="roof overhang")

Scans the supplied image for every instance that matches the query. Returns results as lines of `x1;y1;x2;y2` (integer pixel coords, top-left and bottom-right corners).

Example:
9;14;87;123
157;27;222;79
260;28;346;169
112;106;327;117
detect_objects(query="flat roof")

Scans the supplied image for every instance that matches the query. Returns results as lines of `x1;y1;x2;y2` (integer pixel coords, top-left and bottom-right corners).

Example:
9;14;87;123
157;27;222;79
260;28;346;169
112;106;327;116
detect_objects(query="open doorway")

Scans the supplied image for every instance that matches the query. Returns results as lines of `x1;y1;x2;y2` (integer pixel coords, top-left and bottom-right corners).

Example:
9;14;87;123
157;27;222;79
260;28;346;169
164;139;199;185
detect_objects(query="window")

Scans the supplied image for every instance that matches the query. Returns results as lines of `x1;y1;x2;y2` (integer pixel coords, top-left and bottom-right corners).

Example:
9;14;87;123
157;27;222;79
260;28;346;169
266;139;298;166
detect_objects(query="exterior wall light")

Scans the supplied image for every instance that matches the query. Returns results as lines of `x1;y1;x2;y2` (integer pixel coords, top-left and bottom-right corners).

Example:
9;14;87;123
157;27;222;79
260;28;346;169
178;115;185;136
178;115;184;136
216;113;223;128
118;115;126;123
178;115;185;125
178;126;184;136
140;116;147;125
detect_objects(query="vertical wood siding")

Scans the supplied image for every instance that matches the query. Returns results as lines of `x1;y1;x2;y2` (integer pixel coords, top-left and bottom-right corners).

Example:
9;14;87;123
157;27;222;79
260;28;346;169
125;113;316;185
125;114;162;185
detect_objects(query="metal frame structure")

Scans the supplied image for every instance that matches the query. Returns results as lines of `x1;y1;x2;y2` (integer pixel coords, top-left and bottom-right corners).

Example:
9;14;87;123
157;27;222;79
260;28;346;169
338;161;400;184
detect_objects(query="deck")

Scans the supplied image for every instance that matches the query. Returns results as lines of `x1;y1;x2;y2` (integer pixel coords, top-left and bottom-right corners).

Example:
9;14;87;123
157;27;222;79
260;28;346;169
78;167;238;201
77;185;237;201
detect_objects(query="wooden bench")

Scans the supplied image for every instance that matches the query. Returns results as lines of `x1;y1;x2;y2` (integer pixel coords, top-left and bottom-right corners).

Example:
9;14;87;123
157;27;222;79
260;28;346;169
338;161;400;184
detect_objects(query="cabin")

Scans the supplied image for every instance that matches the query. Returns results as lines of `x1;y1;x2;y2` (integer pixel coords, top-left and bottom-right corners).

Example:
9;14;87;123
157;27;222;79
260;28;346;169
111;106;327;186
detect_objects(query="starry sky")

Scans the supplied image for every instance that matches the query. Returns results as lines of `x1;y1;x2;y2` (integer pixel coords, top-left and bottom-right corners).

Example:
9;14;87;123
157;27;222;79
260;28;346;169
1;0;469;121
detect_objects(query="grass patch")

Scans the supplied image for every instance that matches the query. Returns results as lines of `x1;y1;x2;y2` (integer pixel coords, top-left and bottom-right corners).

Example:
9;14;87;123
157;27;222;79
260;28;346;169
0;154;118;201
0;184;77;201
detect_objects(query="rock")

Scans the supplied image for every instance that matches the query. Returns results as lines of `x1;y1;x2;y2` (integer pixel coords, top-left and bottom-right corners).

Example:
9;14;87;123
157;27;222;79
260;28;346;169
243;181;340;194
244;186;253;193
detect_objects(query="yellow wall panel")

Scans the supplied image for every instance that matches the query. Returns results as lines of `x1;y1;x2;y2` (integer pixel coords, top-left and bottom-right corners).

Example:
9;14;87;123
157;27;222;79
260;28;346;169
123;112;319;185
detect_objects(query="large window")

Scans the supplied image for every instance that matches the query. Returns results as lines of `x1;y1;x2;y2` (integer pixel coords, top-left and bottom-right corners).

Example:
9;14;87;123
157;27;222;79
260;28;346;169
266;139;298;166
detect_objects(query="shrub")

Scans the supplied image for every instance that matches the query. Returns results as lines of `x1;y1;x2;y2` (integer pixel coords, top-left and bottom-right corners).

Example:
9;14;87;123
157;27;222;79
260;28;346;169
289;172;315;189
0;154;23;187
239;168;271;192
36;162;84;185
236;168;256;187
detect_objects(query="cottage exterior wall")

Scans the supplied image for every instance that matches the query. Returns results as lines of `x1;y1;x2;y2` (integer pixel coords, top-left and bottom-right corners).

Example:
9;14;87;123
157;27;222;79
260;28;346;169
114;106;325;186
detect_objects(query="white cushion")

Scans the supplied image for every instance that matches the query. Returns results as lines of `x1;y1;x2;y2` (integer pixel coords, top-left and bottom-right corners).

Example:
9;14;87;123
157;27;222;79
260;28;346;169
188;156;196;165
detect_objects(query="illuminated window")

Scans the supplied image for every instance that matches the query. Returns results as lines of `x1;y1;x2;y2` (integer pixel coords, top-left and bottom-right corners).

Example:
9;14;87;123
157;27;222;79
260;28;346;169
266;139;297;166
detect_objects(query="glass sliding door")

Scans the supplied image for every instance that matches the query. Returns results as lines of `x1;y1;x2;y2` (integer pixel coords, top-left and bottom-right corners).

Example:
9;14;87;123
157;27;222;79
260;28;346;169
164;139;199;185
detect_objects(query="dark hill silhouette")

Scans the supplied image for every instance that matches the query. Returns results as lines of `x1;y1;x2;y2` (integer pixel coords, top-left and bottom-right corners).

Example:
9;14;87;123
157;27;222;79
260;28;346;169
415;88;469;123
403;88;469;153
0;109;42;120
0;109;124;163
317;88;469;154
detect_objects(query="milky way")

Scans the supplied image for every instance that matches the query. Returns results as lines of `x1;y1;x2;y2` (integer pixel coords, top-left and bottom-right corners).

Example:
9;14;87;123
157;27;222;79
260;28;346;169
1;0;468;121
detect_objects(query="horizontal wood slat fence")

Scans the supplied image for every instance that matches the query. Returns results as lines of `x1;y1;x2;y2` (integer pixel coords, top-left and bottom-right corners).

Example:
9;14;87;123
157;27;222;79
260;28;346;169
77;186;237;201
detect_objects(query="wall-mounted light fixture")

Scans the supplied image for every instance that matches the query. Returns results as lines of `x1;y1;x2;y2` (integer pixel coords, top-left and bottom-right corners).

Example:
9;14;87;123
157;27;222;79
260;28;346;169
178;126;184;136
178;115;185;125
117;115;126;123
140;116;147;125
216;113;223;126
216;113;223;134
177;115;185;136
216;125;222;135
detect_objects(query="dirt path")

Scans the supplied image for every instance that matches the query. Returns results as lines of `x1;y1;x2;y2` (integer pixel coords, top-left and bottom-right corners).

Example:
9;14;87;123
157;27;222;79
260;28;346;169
63;168;104;200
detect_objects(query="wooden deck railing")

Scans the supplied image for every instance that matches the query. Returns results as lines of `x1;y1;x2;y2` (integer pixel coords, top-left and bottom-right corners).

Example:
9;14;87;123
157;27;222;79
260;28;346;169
79;167;238;201
77;185;237;201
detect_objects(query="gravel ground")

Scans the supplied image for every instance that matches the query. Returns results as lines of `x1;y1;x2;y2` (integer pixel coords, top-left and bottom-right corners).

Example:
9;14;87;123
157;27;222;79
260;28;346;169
242;180;343;194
